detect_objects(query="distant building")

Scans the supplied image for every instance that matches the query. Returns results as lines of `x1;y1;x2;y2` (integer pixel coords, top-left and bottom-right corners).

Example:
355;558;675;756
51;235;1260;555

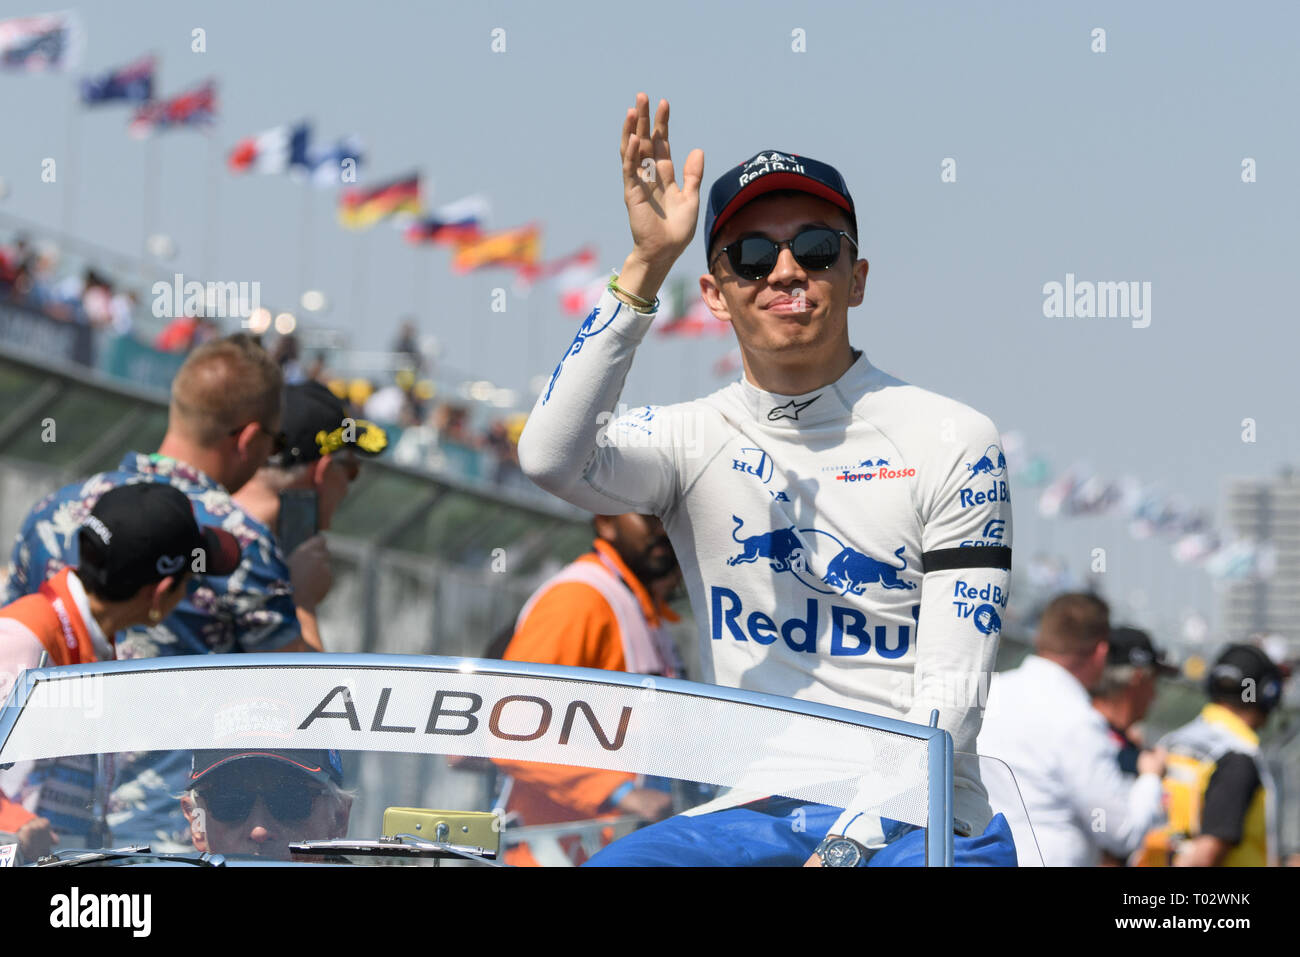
1219;469;1300;649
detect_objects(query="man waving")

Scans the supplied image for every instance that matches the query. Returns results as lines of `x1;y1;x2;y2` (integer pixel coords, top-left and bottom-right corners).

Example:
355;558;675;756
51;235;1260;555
519;94;1015;866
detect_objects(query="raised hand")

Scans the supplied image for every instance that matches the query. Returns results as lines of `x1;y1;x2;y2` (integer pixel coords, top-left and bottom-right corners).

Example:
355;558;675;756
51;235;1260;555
618;93;705;302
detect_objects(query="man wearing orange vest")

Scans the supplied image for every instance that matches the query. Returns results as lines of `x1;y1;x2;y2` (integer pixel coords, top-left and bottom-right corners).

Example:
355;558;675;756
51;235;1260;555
493;513;684;866
0;482;240;859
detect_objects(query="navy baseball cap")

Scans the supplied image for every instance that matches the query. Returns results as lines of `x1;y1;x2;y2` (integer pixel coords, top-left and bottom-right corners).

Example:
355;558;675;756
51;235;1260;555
1107;626;1179;676
189;749;345;787
76;483;242;598
704;149;857;261
1207;644;1285;713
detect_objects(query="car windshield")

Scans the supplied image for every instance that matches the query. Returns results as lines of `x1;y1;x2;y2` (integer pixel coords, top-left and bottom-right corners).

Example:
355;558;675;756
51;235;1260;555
0;655;1041;866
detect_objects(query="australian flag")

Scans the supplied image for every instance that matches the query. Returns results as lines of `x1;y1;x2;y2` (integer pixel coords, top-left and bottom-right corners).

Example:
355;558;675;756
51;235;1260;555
81;54;155;105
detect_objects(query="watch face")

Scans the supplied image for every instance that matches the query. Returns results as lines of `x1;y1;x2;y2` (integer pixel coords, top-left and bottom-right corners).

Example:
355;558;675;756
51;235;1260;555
823;839;862;867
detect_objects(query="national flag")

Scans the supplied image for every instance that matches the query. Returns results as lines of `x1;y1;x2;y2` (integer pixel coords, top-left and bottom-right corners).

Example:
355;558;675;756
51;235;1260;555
517;245;597;283
129;80;218;138
80;54;154;104
228;121;311;174
304;135;363;187
450;224;541;274
338;172;422;229
1037;469;1079;519
404;195;490;244
0;11;82;72
657;299;728;337
558;270;606;317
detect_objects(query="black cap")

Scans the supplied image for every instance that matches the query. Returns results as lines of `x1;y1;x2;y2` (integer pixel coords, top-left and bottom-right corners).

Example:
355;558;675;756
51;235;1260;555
1207;644;1285;713
1107;626;1179;676
270;381;388;467
77;483;242;599
704;150;857;261
189;749;345;788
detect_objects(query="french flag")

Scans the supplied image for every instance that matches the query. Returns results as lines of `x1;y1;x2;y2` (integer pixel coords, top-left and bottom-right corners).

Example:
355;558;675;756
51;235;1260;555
228;122;311;174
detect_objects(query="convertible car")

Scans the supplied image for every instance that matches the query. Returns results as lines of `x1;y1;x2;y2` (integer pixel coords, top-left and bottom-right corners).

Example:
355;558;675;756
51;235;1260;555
0;654;1042;866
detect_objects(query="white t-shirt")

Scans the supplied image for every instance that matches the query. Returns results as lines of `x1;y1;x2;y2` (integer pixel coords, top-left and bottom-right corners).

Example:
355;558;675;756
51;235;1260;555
518;290;1014;846
979;654;1164;866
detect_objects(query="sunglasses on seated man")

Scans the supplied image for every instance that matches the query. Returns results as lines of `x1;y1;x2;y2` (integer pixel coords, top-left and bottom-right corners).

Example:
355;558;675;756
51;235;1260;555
195;769;328;824
710;225;858;282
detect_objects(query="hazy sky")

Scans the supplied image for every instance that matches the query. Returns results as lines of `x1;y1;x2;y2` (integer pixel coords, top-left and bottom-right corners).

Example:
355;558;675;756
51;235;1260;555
2;0;1297;643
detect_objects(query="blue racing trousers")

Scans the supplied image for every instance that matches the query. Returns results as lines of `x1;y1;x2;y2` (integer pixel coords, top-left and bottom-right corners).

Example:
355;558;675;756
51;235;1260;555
583;796;1017;866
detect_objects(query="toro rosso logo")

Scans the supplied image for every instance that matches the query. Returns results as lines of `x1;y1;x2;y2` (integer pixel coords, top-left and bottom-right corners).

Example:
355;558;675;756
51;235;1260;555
727;515;916;595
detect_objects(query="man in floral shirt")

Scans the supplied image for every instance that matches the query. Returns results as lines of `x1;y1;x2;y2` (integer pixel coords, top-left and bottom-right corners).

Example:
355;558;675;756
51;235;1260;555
1;334;323;848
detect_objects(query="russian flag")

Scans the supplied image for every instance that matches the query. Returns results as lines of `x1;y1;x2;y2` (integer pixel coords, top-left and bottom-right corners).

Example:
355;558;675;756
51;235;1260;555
403;194;489;244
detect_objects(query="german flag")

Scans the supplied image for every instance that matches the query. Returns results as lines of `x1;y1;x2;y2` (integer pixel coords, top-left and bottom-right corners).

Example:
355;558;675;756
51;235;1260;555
451;224;541;274
338;172;422;229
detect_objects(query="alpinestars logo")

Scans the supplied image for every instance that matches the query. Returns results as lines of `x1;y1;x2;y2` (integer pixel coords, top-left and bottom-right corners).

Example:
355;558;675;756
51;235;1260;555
767;396;819;421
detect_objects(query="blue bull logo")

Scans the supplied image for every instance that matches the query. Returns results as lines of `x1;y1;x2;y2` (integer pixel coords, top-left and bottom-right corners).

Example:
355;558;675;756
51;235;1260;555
965;444;1007;479
728;517;806;572
821;546;916;595
727;516;915;595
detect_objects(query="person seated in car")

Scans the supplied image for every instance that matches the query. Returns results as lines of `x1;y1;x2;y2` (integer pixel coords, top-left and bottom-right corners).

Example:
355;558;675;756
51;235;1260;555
179;749;352;861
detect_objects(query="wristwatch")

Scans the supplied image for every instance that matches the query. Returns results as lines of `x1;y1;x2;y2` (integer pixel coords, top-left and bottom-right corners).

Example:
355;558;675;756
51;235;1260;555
814;836;870;867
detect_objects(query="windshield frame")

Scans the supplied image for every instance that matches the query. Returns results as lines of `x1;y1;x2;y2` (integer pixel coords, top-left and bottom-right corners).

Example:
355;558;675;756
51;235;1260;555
1;652;956;866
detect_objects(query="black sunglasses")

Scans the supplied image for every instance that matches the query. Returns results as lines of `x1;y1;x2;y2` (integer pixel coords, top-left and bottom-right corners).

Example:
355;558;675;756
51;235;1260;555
197;779;325;824
711;226;858;281
229;421;287;456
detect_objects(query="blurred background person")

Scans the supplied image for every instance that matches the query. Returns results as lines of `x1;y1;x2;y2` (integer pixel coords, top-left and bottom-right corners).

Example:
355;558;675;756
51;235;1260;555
271;333;307;385
1092;626;1178;776
232;381;388;650
1136;644;1287;867
979;593;1167;866
1090;625;1178;865
490;512;683;866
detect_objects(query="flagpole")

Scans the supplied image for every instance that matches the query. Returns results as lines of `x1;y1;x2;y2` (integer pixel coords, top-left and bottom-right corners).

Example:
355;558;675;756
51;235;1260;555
298;183;313;295
411;238;421;318
349;230;369;327
140;133;161;283
62;93;81;236
203;128;220;277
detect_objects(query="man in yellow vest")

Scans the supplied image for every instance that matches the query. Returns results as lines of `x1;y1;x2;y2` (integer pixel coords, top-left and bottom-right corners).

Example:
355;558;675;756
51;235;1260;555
1138;644;1285;867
